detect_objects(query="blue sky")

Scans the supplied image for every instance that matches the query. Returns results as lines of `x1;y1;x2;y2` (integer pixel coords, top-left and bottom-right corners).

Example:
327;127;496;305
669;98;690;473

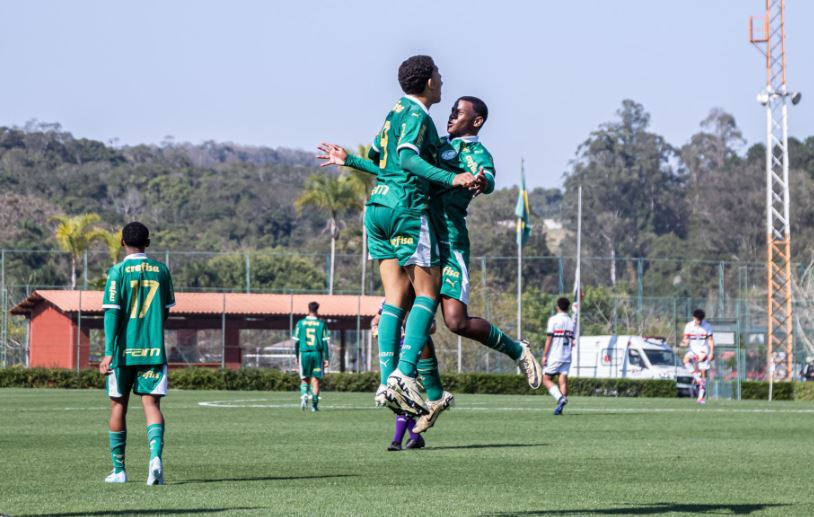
2;0;812;189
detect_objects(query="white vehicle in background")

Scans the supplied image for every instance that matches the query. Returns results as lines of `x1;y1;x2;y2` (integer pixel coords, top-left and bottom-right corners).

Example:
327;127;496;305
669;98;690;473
572;335;695;396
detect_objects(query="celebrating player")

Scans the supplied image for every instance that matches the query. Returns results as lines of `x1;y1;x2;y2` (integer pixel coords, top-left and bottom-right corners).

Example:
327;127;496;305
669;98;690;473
541;297;575;415
682;309;715;404
320;55;477;415
99;222;175;485
292;301;331;412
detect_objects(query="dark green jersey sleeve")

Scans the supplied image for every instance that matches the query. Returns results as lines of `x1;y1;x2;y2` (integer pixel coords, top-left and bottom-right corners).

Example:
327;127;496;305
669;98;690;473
292;320;302;360
399;148;456;186
103;266;123;356
321;323;330;361
161;265;176;319
345;154;381;176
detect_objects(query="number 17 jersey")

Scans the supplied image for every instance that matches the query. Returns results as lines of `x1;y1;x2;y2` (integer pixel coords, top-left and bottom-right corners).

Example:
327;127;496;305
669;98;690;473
103;253;176;367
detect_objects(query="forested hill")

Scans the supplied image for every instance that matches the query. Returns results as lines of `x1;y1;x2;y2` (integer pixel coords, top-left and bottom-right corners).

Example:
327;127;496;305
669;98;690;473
0;123;335;251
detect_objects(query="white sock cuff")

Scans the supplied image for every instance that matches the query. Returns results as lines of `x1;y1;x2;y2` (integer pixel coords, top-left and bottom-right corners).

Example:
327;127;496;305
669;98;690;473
548;385;563;400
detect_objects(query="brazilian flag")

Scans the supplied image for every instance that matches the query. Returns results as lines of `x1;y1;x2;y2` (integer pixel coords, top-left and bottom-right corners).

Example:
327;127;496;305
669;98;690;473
515;170;531;246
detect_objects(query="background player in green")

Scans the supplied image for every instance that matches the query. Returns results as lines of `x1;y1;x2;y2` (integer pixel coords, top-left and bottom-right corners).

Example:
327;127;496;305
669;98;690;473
98;222;175;485
292;301;330;412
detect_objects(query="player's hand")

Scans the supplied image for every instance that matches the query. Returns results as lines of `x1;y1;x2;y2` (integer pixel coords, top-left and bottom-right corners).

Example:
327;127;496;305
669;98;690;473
470;167;488;197
452;172;477;188
316;142;347;167
323;361;329;371
99;356;113;375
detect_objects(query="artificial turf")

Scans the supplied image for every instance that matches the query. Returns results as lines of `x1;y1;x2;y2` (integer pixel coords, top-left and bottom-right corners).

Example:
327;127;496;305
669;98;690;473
1;389;812;516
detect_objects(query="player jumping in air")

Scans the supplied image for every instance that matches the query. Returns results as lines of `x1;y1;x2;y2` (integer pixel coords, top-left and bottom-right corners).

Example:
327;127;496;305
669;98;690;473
682;309;715;404
292;301;331;411
319;55;478;416
319;95;540;431
99;222;175;485
541;297;575;415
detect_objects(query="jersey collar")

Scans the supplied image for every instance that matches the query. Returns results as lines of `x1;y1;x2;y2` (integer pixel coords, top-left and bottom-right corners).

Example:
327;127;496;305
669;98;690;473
405;95;430;115
124;253;148;261
450;135;479;143
306;315;318;320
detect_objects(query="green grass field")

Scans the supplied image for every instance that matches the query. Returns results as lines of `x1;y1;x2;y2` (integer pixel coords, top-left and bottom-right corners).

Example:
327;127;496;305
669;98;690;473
1;389;812;516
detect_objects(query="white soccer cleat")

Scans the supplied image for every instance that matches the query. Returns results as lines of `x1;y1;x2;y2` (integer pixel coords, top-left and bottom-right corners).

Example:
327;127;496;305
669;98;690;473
414;391;455;433
387;369;429;416
374;384;389;407
105;470;127;483
147;457;164;486
517;340;542;389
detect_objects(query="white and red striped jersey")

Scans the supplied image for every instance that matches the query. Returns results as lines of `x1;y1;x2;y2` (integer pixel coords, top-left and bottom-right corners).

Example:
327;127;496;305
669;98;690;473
683;320;713;354
545;312;575;363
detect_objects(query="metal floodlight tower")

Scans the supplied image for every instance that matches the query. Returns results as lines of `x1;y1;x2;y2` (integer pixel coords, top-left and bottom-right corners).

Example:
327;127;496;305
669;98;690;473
749;0;798;384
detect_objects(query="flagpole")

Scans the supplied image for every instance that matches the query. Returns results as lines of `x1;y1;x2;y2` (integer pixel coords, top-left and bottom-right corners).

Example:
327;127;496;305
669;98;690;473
517;158;524;341
575;185;582;376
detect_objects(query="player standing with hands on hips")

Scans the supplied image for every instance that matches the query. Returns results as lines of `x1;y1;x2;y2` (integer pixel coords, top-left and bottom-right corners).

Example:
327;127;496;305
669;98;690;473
541;297;575;415
99;222;175;485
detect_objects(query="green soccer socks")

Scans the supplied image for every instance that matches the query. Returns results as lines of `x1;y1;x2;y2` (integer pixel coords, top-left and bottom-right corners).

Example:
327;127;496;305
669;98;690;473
146;424;164;461
378;304;406;384
417;357;444;402
397;297;439;377
109;430;126;473
486;324;523;361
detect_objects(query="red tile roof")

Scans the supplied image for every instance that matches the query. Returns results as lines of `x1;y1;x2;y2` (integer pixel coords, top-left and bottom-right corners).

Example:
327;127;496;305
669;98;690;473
10;290;383;318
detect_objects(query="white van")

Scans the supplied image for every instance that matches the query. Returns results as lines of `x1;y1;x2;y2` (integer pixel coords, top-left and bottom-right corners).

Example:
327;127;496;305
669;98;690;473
571;335;695;396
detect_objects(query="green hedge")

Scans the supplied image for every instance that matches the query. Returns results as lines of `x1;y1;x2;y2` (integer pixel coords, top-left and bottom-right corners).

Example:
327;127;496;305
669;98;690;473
0;367;674;397
740;380;814;401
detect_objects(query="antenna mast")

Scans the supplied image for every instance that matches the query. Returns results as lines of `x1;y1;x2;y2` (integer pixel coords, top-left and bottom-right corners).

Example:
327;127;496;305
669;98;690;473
749;0;797;386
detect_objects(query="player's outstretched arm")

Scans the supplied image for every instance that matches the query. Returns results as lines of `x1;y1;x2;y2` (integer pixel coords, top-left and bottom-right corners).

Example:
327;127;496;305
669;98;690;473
317;143;380;176
541;335;553;366
398;147;475;187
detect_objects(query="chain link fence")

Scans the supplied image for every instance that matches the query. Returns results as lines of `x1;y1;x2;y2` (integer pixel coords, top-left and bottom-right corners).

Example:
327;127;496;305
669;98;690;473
3;248;814;390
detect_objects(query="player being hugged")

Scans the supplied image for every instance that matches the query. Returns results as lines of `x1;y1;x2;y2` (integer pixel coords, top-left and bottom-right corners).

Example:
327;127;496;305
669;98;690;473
99;222;175;485
541;297;575;415
682;309;715;404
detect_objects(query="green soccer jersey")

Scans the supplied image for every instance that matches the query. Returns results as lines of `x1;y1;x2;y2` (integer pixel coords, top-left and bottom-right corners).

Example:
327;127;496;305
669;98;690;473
292;316;330;360
103;253;175;367
368;96;444;213
430;136;496;247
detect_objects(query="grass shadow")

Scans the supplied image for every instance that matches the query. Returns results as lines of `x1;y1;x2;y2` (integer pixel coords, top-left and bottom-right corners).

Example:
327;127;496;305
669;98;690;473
172;473;357;485
18;508;261;517
429;443;545;451
488;502;791;516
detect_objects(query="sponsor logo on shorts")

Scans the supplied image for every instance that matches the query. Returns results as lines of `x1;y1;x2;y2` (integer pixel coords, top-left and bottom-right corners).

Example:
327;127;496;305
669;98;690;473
124;348;161;358
140;370;162;380
443;266;460;278
390;235;415;247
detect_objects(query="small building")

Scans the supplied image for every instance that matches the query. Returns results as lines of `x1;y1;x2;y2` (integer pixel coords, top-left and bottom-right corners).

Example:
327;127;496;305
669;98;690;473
10;290;381;370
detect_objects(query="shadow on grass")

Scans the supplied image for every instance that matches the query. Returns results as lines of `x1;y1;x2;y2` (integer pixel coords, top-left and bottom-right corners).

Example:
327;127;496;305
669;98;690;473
429;443;545;451
488;502;790;516
18;508;260;517
172;473;357;485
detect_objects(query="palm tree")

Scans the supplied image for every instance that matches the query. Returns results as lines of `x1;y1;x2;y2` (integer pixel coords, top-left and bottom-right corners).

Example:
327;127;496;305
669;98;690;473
342;144;377;295
87;227;123;266
50;213;103;289
295;173;357;295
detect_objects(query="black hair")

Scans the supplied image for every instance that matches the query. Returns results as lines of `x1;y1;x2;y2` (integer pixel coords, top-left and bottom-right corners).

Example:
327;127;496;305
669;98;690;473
308;301;320;313
122;222;149;248
557;297;571;312
692;309;705;321
457;96;489;122
398;55;435;95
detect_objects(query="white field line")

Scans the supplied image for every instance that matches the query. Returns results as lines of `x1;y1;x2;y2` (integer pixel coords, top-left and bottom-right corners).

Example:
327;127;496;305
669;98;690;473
196;399;814;414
